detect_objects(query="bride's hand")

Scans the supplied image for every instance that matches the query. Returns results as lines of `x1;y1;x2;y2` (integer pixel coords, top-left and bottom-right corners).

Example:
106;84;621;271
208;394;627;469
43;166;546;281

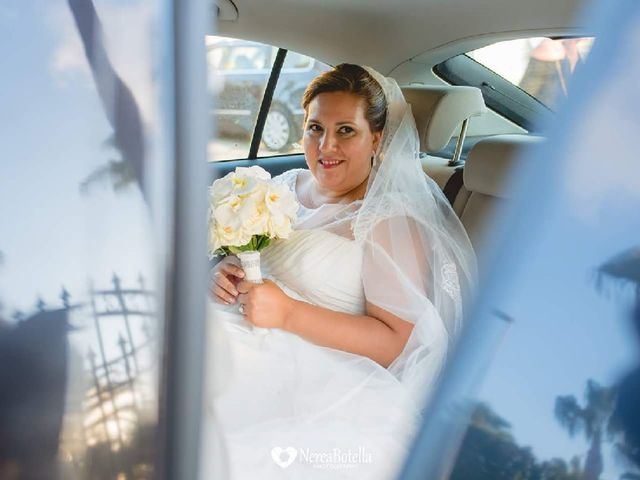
236;280;295;329
210;256;245;304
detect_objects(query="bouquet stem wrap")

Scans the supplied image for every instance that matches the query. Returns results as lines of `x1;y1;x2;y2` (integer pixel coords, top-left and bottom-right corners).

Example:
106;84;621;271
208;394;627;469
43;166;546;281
237;250;269;335
237;250;263;284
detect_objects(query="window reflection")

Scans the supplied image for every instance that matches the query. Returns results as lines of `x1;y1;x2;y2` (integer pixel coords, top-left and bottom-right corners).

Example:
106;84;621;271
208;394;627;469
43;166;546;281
0;0;166;478
450;247;640;479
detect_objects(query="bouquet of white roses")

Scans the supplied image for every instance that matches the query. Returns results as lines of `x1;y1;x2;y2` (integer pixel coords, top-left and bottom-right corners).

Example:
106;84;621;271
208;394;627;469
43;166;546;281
209;166;298;283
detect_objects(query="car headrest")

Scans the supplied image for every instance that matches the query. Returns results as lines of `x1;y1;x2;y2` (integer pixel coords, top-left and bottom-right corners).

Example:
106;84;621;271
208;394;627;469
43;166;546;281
463;134;544;198
402;85;487;153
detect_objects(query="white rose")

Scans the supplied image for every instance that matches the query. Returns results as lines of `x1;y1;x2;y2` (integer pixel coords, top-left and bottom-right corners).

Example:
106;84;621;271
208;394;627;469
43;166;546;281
267;213;293;238
230;174;259;197
214;202;251;247
238;190;269;236
208;207;221;253
235;165;271;181
211;174;235;206
265;183;299;219
211;170;262;204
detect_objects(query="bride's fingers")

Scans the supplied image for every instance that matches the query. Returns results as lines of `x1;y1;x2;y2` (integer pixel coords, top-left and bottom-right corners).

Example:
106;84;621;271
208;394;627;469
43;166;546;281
237;280;257;294
220;262;245;279
213;272;239;298
225;255;242;267
213;295;228;305
212;291;229;305
213;284;236;304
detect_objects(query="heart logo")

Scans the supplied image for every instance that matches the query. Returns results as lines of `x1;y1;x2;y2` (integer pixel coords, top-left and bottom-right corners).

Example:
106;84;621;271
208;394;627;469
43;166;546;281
271;446;298;468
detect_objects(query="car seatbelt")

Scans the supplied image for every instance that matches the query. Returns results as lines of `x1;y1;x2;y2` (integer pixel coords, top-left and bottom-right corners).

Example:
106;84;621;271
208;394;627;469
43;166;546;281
443;167;464;206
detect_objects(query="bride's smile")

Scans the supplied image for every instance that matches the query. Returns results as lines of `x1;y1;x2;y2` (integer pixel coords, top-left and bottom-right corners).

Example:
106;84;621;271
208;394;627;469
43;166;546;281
317;157;343;168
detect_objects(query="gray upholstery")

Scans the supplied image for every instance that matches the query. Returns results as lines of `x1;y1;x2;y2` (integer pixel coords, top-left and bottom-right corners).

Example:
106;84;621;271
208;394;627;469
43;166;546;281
459;134;545;254
463;134;543;199
402;85;487;153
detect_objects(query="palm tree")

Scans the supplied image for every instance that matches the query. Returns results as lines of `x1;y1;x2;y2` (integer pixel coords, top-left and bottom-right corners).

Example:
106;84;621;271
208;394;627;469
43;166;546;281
79;135;137;195
68;0;146;199
553;247;640;479
596;247;640;295
554;380;618;480
595;247;640;473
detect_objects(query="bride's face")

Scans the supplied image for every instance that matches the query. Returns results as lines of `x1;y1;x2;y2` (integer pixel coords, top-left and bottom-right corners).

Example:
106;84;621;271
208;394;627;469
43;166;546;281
303;91;381;198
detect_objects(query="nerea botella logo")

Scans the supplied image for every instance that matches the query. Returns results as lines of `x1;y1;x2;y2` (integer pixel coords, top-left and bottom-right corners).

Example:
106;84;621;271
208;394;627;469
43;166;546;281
271;446;373;470
271;447;298;468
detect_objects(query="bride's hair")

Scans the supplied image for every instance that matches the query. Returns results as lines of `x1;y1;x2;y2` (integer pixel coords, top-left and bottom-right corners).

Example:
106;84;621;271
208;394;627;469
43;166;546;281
301;64;387;133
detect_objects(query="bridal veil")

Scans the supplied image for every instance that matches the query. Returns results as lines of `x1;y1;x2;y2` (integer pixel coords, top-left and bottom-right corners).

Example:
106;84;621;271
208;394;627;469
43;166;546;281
292;66;477;406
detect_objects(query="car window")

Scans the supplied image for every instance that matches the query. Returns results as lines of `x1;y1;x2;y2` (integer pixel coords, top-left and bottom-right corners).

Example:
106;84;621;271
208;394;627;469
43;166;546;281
257;53;331;157
206;37;275;161
0;1;171;477
222;46;272;71
282;51;312;70
207;46;225;70
206;36;331;161
468;37;594;109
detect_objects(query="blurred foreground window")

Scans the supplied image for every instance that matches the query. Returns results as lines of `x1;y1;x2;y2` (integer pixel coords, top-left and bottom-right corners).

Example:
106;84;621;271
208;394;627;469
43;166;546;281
0;0;170;478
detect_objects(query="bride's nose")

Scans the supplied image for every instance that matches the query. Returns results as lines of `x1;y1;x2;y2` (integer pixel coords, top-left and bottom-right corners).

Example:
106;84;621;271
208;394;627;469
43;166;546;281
319;131;339;154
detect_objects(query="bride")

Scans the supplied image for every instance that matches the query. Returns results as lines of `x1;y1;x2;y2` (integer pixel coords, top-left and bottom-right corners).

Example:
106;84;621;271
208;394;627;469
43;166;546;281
206;64;476;479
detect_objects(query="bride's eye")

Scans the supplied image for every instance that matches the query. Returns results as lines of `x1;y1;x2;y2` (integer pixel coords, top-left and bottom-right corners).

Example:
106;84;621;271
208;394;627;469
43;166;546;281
307;123;322;133
338;126;355;135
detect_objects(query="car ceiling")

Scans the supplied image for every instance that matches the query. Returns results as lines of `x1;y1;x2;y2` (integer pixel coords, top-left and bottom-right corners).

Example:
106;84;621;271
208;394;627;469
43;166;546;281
212;0;587;74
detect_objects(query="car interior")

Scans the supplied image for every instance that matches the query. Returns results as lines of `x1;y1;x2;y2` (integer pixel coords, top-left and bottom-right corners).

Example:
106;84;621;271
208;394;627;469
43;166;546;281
6;1;640;479
208;0;584;268
179;1;640;477
203;4;601;474
5;0;640;477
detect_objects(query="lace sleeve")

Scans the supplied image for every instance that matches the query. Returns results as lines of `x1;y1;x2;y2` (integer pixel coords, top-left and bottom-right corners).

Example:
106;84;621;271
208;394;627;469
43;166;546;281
271;168;302;191
361;213;470;402
362;215;462;327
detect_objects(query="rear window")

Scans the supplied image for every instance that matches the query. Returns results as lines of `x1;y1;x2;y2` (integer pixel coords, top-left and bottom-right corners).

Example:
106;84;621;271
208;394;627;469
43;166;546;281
468;37;594;109
435;37;595;130
206;36;330;161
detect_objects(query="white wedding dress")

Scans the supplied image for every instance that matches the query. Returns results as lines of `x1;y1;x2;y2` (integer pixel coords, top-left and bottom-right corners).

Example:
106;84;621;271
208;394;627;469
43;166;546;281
206;172;424;479
204;67;477;479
